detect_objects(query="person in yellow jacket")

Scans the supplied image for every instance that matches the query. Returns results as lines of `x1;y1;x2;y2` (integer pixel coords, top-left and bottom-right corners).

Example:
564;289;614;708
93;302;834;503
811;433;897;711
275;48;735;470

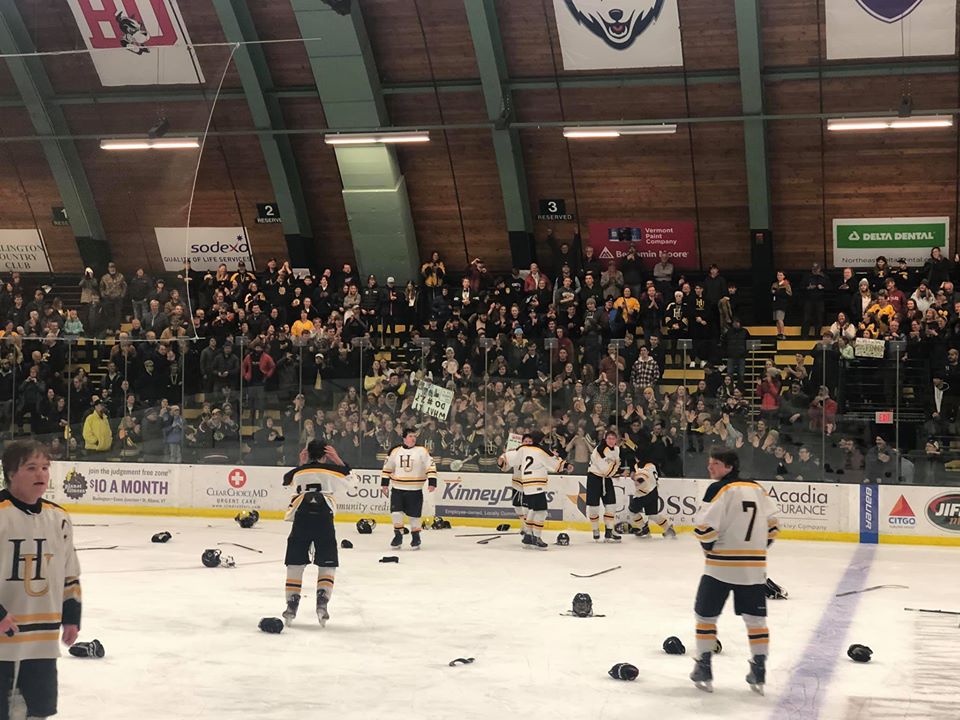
82;400;113;455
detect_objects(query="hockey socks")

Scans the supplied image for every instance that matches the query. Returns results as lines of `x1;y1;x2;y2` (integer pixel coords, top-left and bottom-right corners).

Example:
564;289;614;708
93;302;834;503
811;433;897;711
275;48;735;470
695;614;719;657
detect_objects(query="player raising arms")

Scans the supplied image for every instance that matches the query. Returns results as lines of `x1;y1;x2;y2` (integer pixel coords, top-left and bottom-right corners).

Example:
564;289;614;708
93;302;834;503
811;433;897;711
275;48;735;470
497;433;532;538
629;461;676;539
690;446;778;695
381;428;437;550
586;430;622;542
512;431;573;550
281;440;353;627
0;439;81;720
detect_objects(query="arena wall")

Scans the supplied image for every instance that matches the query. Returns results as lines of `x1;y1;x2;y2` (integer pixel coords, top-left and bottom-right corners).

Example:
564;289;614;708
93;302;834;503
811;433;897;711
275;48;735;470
43;461;960;547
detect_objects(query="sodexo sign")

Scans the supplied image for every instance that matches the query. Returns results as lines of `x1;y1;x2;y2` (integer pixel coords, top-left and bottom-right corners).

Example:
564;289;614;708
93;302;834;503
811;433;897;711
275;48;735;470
154;227;254;271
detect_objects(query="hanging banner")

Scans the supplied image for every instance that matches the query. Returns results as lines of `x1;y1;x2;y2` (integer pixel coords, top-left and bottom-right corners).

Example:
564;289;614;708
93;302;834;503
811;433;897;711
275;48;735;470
155;227;254;272
826;0;957;59
552;0;683;70
832;216;949;267
0;229;52;272
66;0;205;86
588;219;698;270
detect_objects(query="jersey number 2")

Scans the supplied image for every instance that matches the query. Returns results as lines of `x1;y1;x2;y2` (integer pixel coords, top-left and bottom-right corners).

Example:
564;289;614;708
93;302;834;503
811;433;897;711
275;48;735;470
523;456;534;475
742;501;757;541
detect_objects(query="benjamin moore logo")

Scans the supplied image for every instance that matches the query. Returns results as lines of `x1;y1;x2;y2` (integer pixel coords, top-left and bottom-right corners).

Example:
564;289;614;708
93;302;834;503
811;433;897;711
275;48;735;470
63;469;87;501
926;492;960;532
888;494;916;527
563;0;666;50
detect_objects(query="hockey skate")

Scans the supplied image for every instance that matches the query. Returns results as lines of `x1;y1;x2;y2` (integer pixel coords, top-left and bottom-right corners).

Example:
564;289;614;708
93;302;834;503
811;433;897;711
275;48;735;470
592;530;601;542
521;533;535;549
282;594;300;627
663;526;677;539
604;528;622;543
746;655;766;695
690;652;714;693
390;530;403;548
634;523;651;538
531;536;548;551
316;590;330;627
410;531;421;550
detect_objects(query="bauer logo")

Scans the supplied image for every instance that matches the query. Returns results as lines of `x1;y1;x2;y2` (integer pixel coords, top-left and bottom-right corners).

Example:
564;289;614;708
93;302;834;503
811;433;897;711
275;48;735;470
888;495;916;527
926;492;960;532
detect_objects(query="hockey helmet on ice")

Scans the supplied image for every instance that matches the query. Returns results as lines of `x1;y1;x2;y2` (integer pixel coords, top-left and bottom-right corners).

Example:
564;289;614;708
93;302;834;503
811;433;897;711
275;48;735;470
555;533;570;546
572;593;593;618
235;510;259;529
201;549;235;568
356;519;374;535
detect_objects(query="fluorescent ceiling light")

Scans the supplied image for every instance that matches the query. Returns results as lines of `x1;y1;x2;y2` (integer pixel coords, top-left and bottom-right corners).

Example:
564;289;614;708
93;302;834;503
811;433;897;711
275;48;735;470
324;131;430;145
827;115;954;132
100;137;200;150
563;124;677;139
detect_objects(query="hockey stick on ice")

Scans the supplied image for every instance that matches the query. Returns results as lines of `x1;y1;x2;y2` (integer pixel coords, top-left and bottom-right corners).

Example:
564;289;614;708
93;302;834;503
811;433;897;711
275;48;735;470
835;584;908;597
477;535;502;544
570;565;621;578
455;532;520;538
904;607;960;615
77;546;119;551
218;542;263;553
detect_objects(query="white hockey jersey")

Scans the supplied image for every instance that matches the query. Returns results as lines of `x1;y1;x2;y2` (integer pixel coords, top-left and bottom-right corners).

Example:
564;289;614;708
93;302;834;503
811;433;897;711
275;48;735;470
381;445;437;491
693;475;779;586
512;445;565;495
282;461;353;520
588;445;621;477
498;449;523;491
632;462;660;496
0;492;81;661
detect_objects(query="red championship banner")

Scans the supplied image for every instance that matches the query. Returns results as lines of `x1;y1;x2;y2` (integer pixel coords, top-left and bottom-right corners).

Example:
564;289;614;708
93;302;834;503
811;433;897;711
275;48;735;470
588;220;698;270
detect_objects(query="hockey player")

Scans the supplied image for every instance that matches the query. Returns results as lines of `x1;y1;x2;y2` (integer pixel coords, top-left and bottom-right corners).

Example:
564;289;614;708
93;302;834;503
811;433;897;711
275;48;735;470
586;430;621;542
497;433;532;537
282;440;352;627
511;431;573;550
380;428;437;550
690;447;778;695
0;439;81;720
629;461;676;538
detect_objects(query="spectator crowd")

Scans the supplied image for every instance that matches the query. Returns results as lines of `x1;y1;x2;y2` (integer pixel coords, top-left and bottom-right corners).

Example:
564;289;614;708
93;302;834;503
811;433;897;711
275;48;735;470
1;240;959;486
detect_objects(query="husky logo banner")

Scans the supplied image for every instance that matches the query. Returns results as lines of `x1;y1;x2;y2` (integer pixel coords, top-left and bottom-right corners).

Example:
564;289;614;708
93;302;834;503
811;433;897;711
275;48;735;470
553;0;683;70
826;0;956;59
66;0;205;86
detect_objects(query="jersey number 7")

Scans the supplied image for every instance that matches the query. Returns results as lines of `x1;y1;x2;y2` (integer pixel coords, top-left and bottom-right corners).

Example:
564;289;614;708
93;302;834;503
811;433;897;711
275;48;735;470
742;501;757;542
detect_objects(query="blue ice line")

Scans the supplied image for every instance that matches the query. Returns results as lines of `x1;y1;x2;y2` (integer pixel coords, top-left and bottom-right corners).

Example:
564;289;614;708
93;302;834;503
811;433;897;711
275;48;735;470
770;543;877;720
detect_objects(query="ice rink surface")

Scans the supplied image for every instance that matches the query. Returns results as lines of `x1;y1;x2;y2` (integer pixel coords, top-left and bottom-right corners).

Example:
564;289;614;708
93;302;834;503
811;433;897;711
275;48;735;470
60;516;959;720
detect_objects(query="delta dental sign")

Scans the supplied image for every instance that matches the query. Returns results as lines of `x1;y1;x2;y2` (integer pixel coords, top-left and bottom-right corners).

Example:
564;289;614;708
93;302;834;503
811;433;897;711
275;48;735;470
833;217;948;267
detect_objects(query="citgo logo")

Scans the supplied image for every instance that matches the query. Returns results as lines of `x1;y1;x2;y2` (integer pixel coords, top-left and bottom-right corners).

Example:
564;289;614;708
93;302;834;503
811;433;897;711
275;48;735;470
888;495;916;527
926;493;960;532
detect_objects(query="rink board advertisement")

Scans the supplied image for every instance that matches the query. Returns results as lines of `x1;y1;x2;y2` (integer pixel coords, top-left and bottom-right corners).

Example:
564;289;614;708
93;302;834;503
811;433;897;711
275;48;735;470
758;481;850;536
879;486;960;543
52;461;179;509
434;473;563;521
47;461;960;545
154;227;254;272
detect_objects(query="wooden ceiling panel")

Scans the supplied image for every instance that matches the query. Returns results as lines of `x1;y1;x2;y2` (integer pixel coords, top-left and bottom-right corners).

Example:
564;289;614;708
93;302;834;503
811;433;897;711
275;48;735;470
363;0;478;84
761;0;823;68
678;0;739;72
